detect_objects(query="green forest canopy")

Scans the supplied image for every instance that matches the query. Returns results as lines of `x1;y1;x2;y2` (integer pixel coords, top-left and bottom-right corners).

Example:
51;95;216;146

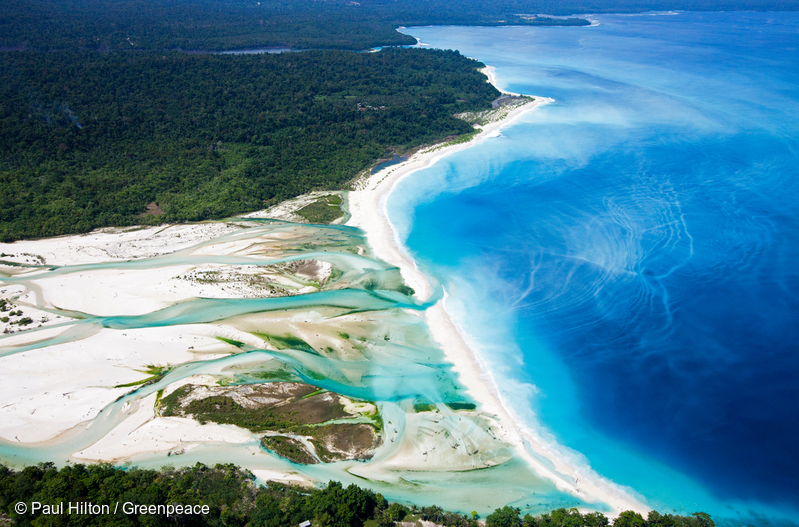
2;0;798;52
4;0;796;242
0;48;499;241
0;462;716;527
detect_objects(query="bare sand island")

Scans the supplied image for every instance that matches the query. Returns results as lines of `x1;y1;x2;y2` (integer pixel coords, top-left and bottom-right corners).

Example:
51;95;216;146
346;74;650;515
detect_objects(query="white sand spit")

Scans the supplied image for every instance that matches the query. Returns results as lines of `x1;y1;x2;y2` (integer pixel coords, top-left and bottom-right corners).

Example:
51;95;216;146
251;469;315;488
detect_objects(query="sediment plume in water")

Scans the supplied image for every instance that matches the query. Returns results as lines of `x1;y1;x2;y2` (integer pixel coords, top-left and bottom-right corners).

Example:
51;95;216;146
0;218;588;516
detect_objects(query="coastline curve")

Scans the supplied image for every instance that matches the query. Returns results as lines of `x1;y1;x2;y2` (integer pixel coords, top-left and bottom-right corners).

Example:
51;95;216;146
346;67;650;516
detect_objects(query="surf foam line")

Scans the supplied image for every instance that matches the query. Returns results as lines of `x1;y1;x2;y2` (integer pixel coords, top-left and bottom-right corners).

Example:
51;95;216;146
346;69;650;517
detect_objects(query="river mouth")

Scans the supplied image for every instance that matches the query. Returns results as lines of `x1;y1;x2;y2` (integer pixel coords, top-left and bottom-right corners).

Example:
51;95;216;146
0;215;581;516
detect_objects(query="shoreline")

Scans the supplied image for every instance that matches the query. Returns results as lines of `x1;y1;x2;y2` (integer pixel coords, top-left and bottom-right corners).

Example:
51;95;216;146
346;70;649;516
0;65;648;516
347;70;552;303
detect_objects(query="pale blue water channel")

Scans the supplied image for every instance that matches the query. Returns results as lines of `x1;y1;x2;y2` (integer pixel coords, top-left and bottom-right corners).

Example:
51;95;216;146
0;218;589;516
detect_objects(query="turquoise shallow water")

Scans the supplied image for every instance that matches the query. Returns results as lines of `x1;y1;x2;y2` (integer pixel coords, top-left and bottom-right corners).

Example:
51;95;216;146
0;219;590;516
394;13;799;525
3;15;799;521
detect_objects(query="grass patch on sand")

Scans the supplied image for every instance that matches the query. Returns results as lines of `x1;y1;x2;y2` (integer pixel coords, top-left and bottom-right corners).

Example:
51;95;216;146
447;402;477;411
114;365;170;388
162;382;383;464
262;436;318;465
413;400;477;412
161;383;348;432
254;332;319;354
217;336;246;348
295;194;345;224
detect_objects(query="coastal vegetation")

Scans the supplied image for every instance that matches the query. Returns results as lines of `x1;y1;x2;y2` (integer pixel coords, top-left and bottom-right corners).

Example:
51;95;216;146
455;96;535;127
2;0;791;54
413;400;477;412
160;382;382;463
261;436;319;465
114;365;171;389
0;461;716;527
0;298;40;333
4;0;771;244
0;48;498;242
173;258;334;298
4;0;777;244
484;507;715;527
0;0;590;53
296;194;346;224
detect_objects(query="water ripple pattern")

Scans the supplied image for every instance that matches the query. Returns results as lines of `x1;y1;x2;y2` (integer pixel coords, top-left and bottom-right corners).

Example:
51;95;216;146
396;13;799;525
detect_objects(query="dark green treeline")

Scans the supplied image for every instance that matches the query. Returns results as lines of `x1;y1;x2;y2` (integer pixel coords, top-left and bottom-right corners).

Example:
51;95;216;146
484;506;715;527
0;48;499;241
0;0;591;53
2;0;796;53
0;463;715;527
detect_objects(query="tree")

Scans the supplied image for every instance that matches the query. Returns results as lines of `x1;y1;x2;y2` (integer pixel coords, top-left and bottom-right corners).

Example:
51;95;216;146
691;512;714;527
551;507;584;527
387;503;409;521
647;510;675;527
487;506;522;527
584;511;610;527
614;511;646;527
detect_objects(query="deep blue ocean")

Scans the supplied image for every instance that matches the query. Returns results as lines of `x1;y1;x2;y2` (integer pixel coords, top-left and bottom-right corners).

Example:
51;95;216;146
391;12;799;524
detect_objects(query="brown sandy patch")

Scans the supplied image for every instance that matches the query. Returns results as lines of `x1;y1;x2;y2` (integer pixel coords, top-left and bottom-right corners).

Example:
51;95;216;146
141;202;164;216
310;423;381;462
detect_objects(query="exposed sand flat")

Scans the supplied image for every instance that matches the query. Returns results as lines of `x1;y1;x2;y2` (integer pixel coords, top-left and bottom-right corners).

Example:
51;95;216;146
346;82;649;515
1;218;412;471
380;409;514;471
2;227;335;319
32;266;199;316
251;469;315;488
243;191;346;224
0;283;74;336
28;262;326;317
74;392;255;463
0;326;224;443
0;223;241;266
0;66;646;513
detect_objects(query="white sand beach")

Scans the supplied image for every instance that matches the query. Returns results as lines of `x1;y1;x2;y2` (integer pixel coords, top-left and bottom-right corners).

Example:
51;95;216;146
347;91;553;303
345;80;650;515
0;65;647;516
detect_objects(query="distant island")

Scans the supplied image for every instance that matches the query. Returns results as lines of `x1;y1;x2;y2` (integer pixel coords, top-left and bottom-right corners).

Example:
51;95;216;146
0;0;593;52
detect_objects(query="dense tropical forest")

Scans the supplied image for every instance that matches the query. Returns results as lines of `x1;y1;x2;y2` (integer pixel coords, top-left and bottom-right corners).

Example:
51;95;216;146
2;0;797;52
0;48;499;241
3;0;796;242
0;0;591;52
0;462;715;527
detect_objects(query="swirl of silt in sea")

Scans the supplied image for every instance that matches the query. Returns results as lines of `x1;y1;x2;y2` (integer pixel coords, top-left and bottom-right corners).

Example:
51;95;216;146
0;218;591;516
